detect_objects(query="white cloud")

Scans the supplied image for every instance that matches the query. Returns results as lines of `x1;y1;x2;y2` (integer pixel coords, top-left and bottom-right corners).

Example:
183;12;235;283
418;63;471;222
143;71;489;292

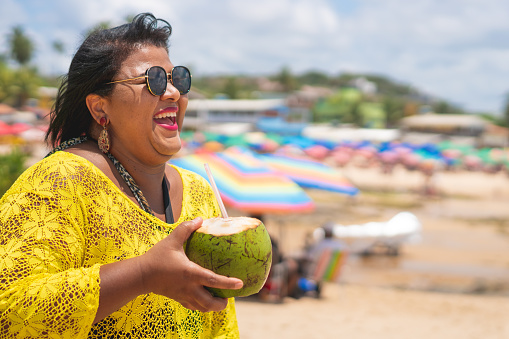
1;0;509;113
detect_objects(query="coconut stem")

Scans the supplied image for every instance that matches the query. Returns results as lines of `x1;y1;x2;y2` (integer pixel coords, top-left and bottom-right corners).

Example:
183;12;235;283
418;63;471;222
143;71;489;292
204;163;229;218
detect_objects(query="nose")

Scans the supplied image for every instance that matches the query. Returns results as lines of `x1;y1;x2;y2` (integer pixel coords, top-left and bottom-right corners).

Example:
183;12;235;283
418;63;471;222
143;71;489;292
160;81;180;101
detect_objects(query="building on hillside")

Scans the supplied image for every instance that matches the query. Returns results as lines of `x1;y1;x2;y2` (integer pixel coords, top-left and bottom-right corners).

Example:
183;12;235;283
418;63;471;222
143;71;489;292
286;85;334;109
399;113;488;146
480;123;509;148
184;98;311;132
349;77;377;96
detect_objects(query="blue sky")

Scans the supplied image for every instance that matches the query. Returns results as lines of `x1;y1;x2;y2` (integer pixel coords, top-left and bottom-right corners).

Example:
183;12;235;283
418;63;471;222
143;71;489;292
1;0;509;115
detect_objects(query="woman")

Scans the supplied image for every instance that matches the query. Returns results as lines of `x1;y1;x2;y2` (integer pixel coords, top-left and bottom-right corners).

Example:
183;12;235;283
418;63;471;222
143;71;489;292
0;13;242;338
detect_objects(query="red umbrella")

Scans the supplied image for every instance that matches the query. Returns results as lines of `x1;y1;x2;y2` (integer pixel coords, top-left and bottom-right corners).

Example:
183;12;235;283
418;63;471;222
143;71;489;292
0;122;31;136
331;151;352;167
304;145;330;161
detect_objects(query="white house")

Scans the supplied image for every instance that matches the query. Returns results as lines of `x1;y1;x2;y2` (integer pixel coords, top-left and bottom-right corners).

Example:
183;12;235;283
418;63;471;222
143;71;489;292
184;98;288;130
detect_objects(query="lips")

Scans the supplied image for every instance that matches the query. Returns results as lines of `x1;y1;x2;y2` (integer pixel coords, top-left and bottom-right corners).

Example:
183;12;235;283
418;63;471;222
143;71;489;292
154;107;178;131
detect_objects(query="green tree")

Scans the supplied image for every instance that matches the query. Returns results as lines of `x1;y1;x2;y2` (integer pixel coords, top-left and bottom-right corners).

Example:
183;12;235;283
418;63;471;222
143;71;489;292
0;60;15;103
52;40;65;54
223;77;239;99
85;21;112;37
0;59;40;107
0;148;27;196
8;26;34;66
11;66;41;107
124;14;136;23
298;70;329;86
431;100;465;114
504;93;509;131
275;66;296;92
382;96;405;128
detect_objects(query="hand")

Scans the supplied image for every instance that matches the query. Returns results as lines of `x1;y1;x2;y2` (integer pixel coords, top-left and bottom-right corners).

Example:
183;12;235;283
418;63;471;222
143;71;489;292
137;217;243;312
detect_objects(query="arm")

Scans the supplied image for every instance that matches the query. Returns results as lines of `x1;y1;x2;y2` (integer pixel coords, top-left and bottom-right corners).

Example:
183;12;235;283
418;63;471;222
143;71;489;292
0;190;101;337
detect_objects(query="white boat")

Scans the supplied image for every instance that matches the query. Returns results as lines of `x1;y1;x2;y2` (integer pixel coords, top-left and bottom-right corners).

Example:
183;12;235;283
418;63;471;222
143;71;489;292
313;212;422;255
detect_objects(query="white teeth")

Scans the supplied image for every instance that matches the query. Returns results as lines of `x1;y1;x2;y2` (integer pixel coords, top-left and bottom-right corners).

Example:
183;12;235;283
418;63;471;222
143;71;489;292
154;112;177;119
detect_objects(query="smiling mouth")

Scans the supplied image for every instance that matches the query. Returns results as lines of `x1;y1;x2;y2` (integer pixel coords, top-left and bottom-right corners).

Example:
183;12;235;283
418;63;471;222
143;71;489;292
153;111;176;126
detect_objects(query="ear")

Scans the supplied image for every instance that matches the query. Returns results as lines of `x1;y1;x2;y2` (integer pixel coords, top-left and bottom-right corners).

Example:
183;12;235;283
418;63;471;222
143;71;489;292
86;93;108;124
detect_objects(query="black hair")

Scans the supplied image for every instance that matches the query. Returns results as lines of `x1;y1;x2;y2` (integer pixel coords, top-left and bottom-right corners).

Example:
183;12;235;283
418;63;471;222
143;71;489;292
45;13;172;146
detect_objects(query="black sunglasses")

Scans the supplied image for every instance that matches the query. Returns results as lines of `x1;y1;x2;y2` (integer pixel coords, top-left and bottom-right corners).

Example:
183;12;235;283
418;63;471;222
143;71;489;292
106;66;192;95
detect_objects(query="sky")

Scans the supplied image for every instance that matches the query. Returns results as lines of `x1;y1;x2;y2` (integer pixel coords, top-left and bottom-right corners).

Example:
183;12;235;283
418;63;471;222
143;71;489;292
1;0;509;115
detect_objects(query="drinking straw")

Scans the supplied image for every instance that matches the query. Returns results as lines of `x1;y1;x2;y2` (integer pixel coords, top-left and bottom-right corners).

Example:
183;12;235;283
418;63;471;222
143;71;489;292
204;163;229;218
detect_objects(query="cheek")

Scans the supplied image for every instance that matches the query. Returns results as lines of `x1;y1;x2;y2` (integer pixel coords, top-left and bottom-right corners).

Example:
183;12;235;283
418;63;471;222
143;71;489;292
178;98;188;125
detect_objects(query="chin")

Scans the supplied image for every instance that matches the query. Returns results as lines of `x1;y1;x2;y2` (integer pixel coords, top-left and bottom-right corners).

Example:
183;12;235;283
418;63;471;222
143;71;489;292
161;142;182;157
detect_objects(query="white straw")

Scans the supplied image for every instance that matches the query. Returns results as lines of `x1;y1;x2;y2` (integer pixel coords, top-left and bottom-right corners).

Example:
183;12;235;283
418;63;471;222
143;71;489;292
204;163;229;218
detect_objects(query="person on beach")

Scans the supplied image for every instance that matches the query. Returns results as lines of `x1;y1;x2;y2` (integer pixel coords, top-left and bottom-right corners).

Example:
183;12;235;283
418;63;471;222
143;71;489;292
0;13;242;338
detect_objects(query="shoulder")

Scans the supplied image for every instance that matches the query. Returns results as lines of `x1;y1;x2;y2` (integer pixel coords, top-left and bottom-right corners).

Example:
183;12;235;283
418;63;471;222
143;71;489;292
0;151;105;207
28;151;94;176
21;151;107;191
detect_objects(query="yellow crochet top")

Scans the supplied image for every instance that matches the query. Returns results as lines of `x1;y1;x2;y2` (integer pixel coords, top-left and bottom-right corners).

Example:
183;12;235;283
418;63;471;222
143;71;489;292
0;151;239;338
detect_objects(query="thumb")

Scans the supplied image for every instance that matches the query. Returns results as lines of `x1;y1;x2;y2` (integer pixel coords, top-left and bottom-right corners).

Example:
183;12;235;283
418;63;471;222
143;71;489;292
169;217;203;246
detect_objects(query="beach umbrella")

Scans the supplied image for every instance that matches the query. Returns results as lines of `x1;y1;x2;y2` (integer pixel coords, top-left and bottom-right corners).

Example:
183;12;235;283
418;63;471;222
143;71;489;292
463;154;482;171
170;147;315;214
256;152;359;196
200;141;224;153
276;144;306;156
330;150;352;167
0;121;31;136
378;150;399;164
304;144;330;161
244;132;280;153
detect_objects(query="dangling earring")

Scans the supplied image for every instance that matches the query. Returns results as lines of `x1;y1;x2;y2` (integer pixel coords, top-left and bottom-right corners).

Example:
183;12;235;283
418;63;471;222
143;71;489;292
98;117;110;153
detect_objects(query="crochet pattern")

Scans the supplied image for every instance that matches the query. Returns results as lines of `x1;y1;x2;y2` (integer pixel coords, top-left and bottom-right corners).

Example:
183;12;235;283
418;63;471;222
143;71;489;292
0;152;239;338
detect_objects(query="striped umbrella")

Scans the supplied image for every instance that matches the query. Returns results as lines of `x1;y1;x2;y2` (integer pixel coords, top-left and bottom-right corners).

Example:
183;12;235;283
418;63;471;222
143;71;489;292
256;153;359;196
170;147;315;214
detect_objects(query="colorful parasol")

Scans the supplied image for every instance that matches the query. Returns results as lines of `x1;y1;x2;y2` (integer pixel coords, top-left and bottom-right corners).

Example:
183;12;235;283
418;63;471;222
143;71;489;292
256;152;359;196
170;147;315;214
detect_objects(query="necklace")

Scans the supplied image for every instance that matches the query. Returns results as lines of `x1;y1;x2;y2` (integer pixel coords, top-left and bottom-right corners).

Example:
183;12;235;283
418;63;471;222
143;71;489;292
46;136;174;223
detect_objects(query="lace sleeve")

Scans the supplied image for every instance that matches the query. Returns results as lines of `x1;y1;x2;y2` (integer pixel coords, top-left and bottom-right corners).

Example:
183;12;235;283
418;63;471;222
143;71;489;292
0;161;100;338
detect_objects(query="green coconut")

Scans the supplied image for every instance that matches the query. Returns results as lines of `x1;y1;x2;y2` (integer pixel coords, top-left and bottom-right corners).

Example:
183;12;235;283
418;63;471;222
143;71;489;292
185;216;272;298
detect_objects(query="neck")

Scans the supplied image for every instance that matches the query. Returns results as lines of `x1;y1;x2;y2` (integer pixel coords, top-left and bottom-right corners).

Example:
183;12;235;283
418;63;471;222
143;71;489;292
111;148;167;189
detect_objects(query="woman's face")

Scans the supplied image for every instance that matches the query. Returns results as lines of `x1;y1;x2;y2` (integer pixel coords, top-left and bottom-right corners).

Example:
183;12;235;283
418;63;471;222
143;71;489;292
103;45;188;166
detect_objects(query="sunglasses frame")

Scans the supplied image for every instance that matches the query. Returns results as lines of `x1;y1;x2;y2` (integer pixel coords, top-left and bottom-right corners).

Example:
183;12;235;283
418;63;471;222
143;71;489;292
106;65;192;95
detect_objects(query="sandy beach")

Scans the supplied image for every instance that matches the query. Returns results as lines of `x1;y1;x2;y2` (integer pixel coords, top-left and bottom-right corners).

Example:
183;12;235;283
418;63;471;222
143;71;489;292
234;165;509;338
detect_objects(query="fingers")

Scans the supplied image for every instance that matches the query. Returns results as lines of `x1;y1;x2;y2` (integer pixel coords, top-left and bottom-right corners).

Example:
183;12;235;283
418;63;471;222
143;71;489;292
193;287;229;312
169;217;203;246
194;265;243;290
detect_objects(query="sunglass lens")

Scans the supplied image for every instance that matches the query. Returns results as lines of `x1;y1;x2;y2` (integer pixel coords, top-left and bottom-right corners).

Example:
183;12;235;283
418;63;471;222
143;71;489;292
172;66;191;94
147;66;167;96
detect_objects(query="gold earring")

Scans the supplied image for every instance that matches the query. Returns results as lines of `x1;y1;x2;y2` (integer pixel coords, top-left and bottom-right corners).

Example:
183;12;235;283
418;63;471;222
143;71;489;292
98;117;110;153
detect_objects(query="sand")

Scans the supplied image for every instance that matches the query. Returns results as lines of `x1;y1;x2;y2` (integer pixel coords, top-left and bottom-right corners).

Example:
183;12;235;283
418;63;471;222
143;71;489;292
21;143;509;337
234;165;509;339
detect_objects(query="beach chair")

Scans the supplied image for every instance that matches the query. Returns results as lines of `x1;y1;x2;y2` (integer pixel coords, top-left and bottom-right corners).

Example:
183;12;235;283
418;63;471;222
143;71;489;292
296;239;348;297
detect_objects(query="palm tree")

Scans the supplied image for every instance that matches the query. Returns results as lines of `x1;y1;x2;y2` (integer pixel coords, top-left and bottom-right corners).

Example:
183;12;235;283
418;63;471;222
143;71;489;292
52;40;65;55
7;26;37;107
8;26;34;66
11;67;40;108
